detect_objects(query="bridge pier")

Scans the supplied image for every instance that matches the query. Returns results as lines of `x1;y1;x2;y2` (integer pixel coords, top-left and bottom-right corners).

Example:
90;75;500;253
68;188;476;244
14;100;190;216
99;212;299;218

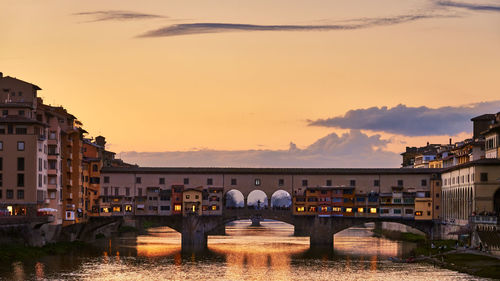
309;217;334;249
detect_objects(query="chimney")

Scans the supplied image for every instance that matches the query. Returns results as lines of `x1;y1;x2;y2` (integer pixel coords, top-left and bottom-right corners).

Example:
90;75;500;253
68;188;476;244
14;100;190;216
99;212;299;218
0;72;3;78
95;136;106;148
449;138;452;145
426;141;429;146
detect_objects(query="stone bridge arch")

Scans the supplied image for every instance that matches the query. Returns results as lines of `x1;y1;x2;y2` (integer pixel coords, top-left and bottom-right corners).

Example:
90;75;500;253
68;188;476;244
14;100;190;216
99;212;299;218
330;217;434;237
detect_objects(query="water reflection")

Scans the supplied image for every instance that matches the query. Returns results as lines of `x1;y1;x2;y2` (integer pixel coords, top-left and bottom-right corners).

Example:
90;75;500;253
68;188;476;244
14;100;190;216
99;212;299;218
0;220;486;280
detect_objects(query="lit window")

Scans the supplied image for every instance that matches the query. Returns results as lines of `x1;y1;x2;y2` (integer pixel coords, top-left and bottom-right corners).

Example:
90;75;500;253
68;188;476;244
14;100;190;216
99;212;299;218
102;207;110;213
255;178;261;186
113;206;121;212
186;195;190;199
296;206;305;212
415;211;423;216
370;208;377;214
308;206;317;212
321;206;328;212
174;204;182;211
357;208;364;213
211;205;217;211
345;208;352;213
125;205;132;212
332;207;341;212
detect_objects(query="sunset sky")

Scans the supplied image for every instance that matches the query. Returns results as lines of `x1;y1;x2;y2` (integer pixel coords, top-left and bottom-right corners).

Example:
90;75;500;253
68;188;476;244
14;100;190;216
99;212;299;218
2;0;499;167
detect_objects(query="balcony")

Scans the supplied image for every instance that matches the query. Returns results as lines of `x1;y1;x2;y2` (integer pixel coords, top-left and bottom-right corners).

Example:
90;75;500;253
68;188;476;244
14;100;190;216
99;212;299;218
48;183;57;190
48;139;58;145
48;168;57;175
67;193;73;199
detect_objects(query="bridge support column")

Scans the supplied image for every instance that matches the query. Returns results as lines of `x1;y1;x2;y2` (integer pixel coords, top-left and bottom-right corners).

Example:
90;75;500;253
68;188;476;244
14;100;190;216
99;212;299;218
181;215;208;253
309;217;334;250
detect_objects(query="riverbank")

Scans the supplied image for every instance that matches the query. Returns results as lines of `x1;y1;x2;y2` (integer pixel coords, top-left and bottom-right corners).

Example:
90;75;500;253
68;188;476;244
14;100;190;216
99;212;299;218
373;229;500;279
424;252;500;279
0;241;86;263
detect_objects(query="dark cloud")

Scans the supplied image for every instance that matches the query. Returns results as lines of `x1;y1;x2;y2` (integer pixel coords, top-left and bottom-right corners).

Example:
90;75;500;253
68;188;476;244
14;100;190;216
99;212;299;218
436;1;500;11
74;10;165;22
138;13;454;37
308;101;500;136
120;130;400;168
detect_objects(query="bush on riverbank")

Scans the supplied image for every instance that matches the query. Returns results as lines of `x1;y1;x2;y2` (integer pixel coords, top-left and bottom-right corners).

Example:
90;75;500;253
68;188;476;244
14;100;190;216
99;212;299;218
0;241;86;263
118;226;139;233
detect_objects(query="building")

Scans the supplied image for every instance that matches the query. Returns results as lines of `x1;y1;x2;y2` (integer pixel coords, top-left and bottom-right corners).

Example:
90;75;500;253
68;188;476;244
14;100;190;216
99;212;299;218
483;113;500;159
183;188;202;216
441;159;500;226
0;73;115;226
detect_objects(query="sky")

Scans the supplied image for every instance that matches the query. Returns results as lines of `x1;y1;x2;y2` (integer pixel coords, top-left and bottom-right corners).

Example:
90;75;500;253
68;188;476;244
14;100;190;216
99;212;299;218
1;0;499;167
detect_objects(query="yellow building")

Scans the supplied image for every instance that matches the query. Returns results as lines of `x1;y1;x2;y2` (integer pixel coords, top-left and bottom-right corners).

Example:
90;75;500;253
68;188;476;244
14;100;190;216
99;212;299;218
414;197;433;220
183;188;202;216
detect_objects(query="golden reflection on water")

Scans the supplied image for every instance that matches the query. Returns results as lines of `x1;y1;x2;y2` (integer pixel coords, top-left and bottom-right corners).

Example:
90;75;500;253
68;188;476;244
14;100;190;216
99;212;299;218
0;220;484;281
35;262;44;279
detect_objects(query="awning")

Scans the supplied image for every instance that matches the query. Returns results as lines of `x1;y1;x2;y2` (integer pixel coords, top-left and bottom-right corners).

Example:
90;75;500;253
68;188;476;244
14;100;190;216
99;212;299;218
38;208;58;212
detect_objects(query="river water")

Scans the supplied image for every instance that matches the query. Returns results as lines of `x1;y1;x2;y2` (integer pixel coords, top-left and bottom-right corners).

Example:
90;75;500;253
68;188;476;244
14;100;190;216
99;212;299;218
0;221;486;280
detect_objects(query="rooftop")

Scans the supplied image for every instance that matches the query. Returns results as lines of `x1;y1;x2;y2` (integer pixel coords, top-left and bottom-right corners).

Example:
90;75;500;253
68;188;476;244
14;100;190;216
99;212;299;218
101;166;442;175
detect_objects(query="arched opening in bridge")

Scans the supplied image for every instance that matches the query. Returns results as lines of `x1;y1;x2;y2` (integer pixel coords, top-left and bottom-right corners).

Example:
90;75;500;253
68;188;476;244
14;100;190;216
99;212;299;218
494;188;500;215
225;189;244;208
270;190;291;209
247;190;268;209
333;222;425;257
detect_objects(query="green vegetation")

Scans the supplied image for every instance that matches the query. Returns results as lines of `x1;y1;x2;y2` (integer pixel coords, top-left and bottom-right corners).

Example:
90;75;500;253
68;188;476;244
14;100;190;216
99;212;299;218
118;226;139;233
142;220;159;229
0;241;86;263
440;253;500;279
95;233;106;239
412;239;458;256
372;228;426;243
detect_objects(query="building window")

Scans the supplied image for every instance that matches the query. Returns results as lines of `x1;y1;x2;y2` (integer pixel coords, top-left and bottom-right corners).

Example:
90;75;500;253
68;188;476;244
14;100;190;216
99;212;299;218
207;178;213;185
350;180;356;186
136;177;141;184
370;208;377;214
7;189;14;199
326;179;332;186
231;178;237;185
397;180;404;186
17;157;24;171
0;157;2;171
174;204;182;211
17;190;24;199
159;178;165;185
278;179;284;186
15;127;27;134
302;179;308;187
92;164;98;172
0;141;2;150
0;174;2;187
480;173;488;182
17;141;25;151
255;179;261;186
357;208;364;213
184;178;189;185
374;179;380;187
104;176;110;183
393;209;402;214
17;174;24;187
421;179;427;186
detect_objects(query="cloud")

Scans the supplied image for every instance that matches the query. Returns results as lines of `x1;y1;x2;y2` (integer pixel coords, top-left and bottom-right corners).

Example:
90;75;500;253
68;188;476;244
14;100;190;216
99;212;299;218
74;10;165;22
138;13;454;37
119;130;400;168
308;101;500;136
435;1;500;11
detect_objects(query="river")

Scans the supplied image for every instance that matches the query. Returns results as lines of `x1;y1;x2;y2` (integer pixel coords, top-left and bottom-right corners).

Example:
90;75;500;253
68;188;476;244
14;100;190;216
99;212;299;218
0;221;486;280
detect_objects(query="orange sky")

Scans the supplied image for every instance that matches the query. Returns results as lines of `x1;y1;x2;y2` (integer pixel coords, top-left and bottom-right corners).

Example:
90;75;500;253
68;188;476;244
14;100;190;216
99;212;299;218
1;0;499;164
